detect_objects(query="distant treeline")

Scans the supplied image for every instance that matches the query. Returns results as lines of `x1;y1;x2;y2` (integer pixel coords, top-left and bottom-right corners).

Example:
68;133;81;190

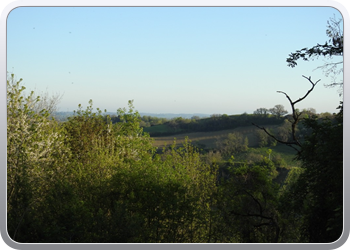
145;114;284;136
101;108;335;138
143;112;335;137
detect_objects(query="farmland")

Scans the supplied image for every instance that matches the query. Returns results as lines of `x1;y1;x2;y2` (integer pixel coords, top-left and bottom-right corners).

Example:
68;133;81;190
148;122;300;171
151;125;277;149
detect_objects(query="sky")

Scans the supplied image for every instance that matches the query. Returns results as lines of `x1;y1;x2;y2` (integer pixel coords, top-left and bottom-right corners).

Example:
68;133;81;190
6;6;343;115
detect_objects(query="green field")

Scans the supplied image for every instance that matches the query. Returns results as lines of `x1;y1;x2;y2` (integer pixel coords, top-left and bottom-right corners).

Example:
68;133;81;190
151;124;300;171
143;124;185;134
151;124;279;149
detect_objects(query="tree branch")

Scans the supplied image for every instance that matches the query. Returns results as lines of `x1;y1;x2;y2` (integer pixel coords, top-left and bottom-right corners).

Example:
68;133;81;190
295;76;320;105
243;190;264;216
252;122;300;152
253;76;320;154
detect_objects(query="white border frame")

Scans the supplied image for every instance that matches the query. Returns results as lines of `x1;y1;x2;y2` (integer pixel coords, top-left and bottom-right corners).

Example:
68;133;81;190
1;1;348;249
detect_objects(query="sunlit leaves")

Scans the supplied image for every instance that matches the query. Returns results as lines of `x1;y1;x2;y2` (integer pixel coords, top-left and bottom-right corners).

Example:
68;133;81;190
7;74;70;242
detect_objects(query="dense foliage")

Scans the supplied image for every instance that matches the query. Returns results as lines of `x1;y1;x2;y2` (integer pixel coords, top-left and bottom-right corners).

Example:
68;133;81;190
280;103;343;242
7;74;343;243
7;76;217;243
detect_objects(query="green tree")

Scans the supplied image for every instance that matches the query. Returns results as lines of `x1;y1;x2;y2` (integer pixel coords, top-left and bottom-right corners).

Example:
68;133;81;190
216;158;281;242
281;103;343;243
287;15;343;95
253;108;269;117
217;132;249;156
275;119;292;142
255;129;276;148
7;74;70;242
254;77;343;242
282;17;343;241
269;104;288;118
49;99;218;243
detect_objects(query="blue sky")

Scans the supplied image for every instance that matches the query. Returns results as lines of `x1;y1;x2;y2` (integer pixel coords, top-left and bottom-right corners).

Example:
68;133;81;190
7;7;343;114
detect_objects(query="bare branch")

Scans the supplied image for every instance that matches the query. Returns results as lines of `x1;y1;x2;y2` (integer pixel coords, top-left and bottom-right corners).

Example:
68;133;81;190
295;76;320;105
253;76;319;154
244;190;264;216
314;61;343;70
252;123;300;152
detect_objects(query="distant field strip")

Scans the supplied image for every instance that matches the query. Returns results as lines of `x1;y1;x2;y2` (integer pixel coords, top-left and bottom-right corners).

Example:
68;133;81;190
152;125;278;149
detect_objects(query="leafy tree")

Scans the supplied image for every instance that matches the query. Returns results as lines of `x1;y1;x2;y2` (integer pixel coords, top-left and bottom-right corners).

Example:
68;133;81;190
255;58;343;243
269;104;288;118
191;115;201;120
253;108;269;117
19;94;219;243
283;17;343;241
203;150;223;166
255;20;344;239
275;119;293;142
216;132;249;156
303;107;316;116
287;15;343;95
281;103;343;243
6;72;63;116
157;139;219;242
7;74;70;242
255;129;276;148
217;158;281;242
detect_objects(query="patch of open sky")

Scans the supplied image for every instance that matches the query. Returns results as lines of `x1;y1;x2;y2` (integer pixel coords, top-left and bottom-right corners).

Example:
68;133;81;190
7;7;343;114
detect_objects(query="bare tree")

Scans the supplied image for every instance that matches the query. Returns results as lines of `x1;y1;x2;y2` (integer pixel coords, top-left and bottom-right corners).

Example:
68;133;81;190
7;73;63;117
28;89;63;115
253;75;319;153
